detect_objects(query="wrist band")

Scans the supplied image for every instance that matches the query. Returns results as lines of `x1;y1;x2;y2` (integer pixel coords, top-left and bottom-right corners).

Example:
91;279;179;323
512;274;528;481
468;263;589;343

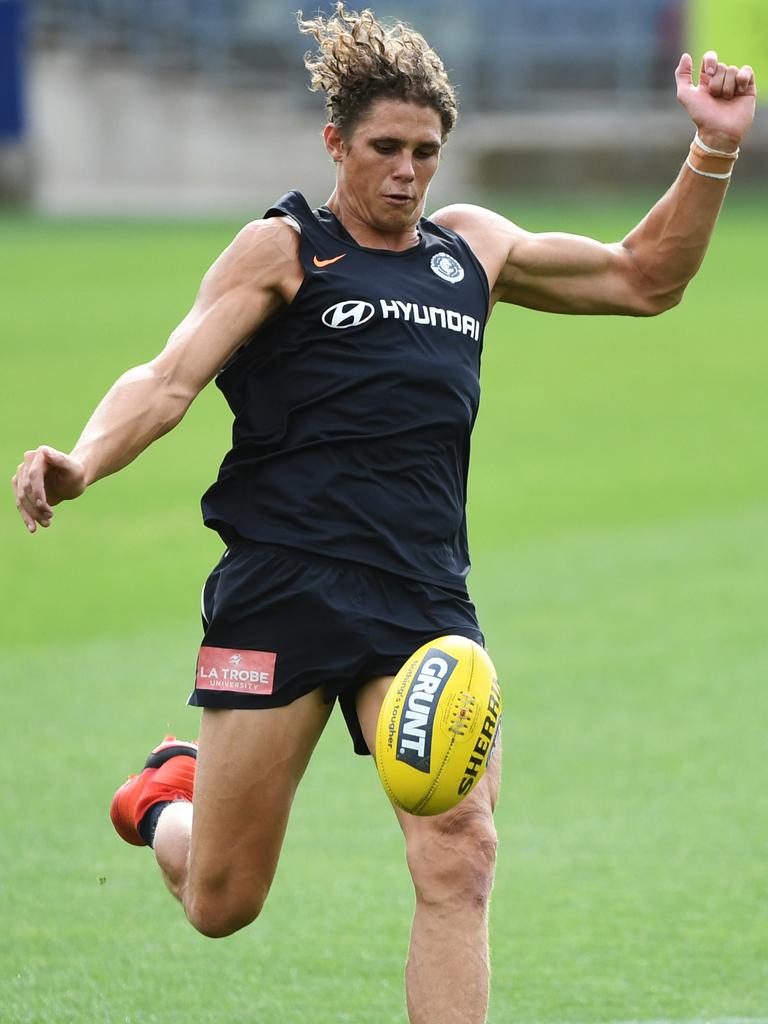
685;156;733;180
694;132;739;159
686;132;739;181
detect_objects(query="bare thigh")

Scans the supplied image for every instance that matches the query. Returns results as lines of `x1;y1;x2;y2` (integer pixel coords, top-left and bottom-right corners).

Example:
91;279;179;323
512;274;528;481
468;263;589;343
188;688;332;911
355;676;502;836
355;676;500;1024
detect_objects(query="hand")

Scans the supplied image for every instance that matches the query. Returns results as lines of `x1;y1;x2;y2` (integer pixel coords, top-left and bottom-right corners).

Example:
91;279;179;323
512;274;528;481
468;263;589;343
12;446;86;533
675;51;757;151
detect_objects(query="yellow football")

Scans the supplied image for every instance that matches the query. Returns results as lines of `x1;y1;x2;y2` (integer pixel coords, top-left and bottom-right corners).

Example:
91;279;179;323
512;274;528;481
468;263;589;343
375;635;501;816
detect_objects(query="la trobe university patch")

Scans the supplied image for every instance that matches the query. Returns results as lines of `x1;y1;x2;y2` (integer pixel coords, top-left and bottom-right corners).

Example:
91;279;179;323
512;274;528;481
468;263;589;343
196;646;276;696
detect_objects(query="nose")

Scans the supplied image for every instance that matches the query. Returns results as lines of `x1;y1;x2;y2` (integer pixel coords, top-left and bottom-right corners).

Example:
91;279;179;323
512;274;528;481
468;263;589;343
393;151;416;182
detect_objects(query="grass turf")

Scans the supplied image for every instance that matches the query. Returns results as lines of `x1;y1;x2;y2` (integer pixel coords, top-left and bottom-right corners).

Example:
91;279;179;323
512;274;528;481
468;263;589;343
1;194;767;1022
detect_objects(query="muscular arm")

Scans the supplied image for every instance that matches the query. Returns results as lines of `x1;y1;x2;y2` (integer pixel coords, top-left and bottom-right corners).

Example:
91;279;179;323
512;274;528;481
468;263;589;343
13;217;301;531
442;163;730;316
435;52;756;317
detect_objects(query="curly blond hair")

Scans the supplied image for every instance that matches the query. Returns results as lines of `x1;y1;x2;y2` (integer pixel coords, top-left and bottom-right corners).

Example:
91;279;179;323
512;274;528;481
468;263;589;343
297;4;458;140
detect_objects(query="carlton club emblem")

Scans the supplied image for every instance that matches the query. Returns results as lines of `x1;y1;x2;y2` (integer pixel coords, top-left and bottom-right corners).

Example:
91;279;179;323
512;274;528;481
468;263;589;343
322;300;375;329
430;252;464;284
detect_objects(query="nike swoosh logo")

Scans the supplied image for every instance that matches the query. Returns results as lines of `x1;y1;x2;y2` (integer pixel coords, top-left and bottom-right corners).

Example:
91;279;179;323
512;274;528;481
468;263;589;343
313;253;346;268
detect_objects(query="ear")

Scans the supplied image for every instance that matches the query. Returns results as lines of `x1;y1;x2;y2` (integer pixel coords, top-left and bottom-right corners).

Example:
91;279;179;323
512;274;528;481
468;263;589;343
323;122;345;163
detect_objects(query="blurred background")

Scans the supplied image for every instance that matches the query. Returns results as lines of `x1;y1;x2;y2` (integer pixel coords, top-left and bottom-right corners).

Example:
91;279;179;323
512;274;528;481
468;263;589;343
1;0;766;214
2;5;768;1023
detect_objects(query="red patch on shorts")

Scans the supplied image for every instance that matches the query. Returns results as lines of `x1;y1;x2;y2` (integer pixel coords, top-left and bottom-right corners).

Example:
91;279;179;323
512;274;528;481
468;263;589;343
196;646;276;696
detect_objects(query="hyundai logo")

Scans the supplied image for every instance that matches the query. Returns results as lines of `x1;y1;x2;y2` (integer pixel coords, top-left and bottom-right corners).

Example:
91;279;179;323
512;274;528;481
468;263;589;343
322;300;375;330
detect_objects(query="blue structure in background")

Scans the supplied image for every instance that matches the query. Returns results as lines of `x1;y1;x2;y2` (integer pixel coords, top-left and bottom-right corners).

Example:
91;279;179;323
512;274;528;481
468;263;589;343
0;0;26;140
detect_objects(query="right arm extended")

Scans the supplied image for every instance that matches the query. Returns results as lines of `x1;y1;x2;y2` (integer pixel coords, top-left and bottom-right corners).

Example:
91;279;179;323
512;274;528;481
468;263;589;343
12;218;301;533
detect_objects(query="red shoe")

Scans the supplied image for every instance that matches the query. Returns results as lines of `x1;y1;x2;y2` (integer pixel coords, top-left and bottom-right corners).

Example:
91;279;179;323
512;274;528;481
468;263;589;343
110;735;197;847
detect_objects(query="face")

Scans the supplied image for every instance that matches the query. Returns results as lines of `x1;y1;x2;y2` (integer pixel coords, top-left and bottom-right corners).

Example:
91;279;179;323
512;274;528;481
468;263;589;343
324;98;443;236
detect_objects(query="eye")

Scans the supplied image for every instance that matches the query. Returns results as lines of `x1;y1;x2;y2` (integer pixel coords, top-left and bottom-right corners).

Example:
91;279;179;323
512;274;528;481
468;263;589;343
374;142;397;155
415;147;438;160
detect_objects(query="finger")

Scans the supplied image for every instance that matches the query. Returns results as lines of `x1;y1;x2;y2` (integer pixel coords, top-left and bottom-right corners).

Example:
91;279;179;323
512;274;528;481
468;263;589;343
39;445;68;464
16;490;39;532
12;464;41;531
708;61;728;97
21;472;52;524
11;471;26;514
736;64;755;94
29;451;55;515
11;467;24;507
701;50;718;81
27;451;52;513
675;52;693;88
23;446;64;466
19;485;44;524
721;65;739;100
21;498;51;528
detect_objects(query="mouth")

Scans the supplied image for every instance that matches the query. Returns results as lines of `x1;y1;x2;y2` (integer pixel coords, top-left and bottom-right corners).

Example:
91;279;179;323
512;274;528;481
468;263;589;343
382;193;414;207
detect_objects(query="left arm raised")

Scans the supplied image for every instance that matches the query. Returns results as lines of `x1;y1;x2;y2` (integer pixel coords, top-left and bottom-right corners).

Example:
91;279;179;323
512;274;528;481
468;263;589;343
435;52;756;317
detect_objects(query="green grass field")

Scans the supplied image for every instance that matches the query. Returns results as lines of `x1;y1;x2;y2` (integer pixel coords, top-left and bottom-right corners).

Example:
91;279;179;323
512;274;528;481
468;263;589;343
1;194;767;1024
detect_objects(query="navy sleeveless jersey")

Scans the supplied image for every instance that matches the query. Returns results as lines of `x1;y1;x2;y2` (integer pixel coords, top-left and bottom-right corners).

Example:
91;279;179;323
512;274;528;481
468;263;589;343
201;191;489;589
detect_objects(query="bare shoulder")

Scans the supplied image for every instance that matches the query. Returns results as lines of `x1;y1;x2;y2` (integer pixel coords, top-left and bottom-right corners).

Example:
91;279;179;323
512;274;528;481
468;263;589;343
431;204;524;295
234;215;301;261
203;216;302;305
432;202;515;233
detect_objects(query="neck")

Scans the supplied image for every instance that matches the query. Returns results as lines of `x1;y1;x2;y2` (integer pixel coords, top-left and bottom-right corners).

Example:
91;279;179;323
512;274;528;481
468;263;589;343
326;190;421;251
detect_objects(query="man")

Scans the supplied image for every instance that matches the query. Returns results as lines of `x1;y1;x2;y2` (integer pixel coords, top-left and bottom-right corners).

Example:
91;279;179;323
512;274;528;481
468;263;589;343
11;6;756;1023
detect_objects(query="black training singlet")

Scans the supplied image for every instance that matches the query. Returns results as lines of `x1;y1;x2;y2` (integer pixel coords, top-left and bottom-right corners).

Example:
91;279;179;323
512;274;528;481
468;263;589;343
201;191;489;589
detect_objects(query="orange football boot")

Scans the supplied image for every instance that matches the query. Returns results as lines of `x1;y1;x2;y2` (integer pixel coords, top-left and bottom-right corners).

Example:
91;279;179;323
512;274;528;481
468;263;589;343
110;735;197;846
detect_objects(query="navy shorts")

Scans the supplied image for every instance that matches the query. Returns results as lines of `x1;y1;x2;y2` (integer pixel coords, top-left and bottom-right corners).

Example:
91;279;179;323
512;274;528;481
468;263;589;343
188;541;484;754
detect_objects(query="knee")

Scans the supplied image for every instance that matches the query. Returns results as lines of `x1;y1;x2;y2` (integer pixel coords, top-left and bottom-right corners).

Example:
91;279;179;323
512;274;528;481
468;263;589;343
406;807;498;913
185;876;268;939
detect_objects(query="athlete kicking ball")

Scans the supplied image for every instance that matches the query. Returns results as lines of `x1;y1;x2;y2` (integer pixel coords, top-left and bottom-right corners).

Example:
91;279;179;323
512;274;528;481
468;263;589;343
12;5;756;1022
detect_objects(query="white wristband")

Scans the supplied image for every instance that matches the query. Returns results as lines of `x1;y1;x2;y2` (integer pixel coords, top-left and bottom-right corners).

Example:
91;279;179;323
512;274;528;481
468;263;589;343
685;156;733;180
694;132;739;159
